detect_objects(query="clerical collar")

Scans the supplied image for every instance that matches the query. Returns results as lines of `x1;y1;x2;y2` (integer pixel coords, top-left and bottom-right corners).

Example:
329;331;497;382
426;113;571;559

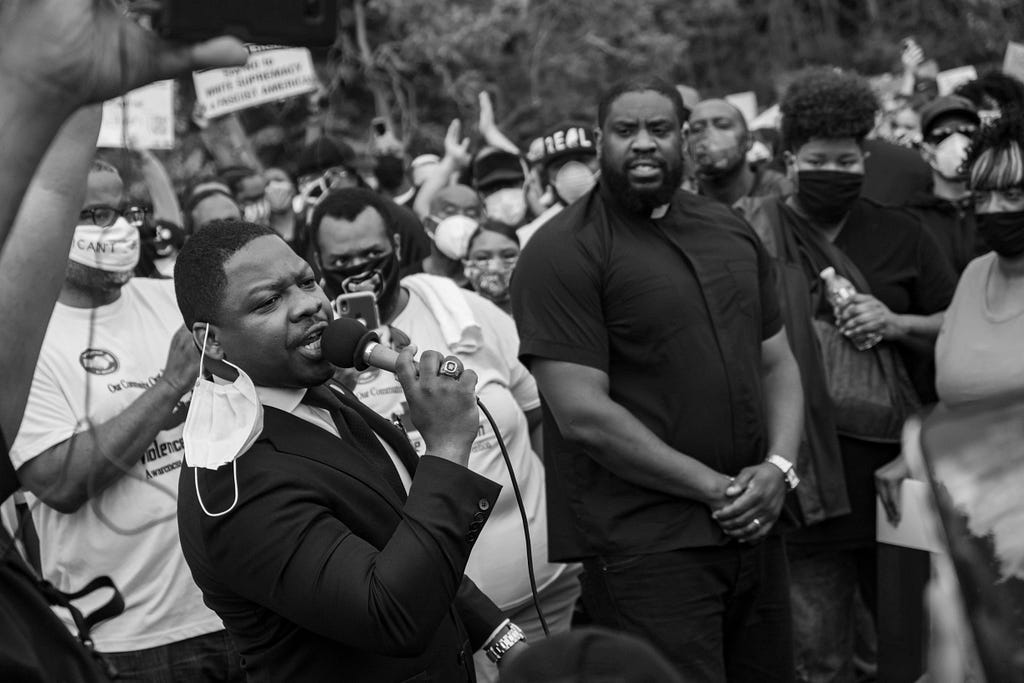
651;204;670;219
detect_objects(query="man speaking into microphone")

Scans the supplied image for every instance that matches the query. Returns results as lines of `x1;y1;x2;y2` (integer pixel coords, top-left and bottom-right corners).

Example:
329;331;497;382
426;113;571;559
172;220;524;682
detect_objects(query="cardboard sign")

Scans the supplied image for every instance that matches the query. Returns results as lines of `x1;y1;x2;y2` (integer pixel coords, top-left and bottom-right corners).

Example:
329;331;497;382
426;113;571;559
193;46;318;120
936;65;978;96
749;104;780;131
1003;41;1024;83
97;80;175;150
676;84;701;112
876;480;945;553
725;91;758;127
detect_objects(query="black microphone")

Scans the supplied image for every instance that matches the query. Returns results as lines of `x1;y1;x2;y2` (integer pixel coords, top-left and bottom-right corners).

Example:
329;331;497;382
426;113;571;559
321;317;398;372
318;316;552;636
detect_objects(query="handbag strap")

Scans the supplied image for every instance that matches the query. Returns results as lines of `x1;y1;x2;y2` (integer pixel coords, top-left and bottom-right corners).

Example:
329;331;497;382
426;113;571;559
774;199;875;294
0;524;122;678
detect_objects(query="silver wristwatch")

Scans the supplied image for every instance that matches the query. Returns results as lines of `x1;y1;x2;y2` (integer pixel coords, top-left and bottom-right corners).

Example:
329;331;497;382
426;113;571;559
485;622;526;663
766;454;800;491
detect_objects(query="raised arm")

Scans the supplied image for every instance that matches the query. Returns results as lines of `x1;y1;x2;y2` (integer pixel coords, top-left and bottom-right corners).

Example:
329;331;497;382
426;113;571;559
477;92;520;155
16;327;198;514
0;0;245;448
0;107;101;442
412;119;472;219
136;148;184;226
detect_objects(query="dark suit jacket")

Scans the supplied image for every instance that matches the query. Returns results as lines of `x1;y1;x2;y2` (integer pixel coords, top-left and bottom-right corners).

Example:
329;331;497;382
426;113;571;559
177;388;504;682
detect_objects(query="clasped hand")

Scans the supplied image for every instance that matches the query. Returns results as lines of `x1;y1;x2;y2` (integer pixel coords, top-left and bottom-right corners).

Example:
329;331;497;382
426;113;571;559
710;464;787;543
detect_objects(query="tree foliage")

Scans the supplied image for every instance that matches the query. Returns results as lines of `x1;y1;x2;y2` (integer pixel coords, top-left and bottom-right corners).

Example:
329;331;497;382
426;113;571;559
319;0;1023;152
153;0;1024;187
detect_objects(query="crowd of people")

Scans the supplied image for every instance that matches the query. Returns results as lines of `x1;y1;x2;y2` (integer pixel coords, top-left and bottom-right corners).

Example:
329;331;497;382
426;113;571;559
2;3;1023;682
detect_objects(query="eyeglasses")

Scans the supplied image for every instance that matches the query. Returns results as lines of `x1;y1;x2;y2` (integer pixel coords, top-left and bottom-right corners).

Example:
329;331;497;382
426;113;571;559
464;254;518;270
79;206;149;228
425;207;484;230
925;124;977;145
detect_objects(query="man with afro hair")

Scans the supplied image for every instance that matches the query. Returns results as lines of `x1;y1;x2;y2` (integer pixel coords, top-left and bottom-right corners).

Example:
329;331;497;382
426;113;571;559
737;66;957;683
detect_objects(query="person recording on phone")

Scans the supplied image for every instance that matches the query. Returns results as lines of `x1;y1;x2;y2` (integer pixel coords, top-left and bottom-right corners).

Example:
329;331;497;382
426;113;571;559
309;187;581;683
172;219;527;682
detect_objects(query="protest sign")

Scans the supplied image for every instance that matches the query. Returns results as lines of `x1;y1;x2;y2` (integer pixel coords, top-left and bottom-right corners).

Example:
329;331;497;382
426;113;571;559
725;91;758;126
193;46;318;120
1003;41;1024;83
749;104;780;131
676;84;701;112
97;80;175;150
936;65;978;96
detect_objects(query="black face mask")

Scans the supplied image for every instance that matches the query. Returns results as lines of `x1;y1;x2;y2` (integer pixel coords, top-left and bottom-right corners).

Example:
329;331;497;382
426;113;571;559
321;252;401;318
796;170;864;224
976;211;1024;258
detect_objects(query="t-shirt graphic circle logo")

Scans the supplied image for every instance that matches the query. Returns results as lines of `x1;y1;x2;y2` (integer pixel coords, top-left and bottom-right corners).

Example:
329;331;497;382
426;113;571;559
357;367;381;384
79;348;119;375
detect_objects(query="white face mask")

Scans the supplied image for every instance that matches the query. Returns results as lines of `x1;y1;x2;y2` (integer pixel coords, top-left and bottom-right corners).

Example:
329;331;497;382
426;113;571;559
241;198;271;224
930;133;972;180
265;179;295;213
183;326;264;517
429;214;479;260
552;161;597;205
484;187;528;225
746;139;773;165
69;217;140;273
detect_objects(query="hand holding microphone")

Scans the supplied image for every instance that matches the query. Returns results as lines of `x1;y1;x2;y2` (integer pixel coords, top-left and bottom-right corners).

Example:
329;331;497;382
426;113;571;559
323;318;479;467
323;320;550;636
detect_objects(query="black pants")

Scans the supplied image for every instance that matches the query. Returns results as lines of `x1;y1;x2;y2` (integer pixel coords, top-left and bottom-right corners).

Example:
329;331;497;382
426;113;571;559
580;535;794;683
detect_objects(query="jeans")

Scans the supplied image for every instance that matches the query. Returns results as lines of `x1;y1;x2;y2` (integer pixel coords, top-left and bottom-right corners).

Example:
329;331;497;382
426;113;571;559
788;544;877;683
101;630;243;683
580;536;793;683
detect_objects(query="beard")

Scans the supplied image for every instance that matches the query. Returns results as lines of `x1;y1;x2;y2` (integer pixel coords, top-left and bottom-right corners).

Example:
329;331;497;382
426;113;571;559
600;152;684;215
65;261;133;292
695;153;746;184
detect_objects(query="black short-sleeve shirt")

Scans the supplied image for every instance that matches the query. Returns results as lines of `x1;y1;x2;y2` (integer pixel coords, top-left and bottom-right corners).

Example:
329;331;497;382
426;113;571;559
832;198;956;402
511;185;783;559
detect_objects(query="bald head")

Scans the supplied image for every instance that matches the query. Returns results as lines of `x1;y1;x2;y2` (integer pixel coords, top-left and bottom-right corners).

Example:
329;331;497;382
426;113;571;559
689;99;749;134
429;184;483;220
688;99;754;181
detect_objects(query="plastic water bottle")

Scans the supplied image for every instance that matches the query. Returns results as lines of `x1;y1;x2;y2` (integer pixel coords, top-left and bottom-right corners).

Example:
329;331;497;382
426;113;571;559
819;267;881;351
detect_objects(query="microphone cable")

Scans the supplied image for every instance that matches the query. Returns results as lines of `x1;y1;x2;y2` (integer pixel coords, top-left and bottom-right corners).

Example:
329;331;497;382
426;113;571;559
475;397;550;638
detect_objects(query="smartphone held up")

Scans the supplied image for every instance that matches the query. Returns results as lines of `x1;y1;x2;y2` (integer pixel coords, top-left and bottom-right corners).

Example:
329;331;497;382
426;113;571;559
146;0;339;48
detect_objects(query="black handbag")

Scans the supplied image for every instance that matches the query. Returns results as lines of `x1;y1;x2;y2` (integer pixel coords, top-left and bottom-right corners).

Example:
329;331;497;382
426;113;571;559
765;199;922;444
811;316;920;443
1;430;121;682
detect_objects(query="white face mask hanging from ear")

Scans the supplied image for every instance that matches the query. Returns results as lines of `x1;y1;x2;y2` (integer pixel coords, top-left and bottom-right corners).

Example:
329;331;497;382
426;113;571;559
182;325;264;517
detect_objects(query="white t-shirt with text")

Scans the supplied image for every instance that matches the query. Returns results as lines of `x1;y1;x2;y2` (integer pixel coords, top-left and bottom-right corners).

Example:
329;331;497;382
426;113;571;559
352;287;567;610
9;278;223;652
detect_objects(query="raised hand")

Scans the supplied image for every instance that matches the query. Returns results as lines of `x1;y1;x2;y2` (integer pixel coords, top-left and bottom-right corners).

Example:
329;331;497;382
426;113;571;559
443;119;473;171
0;0;247;109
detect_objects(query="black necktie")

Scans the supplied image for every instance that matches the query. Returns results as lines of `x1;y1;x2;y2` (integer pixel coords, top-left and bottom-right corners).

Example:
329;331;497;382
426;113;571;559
301;384;408;499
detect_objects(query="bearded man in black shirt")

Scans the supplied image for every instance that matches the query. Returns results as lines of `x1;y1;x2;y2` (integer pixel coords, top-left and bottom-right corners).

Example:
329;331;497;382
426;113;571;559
511;78;804;682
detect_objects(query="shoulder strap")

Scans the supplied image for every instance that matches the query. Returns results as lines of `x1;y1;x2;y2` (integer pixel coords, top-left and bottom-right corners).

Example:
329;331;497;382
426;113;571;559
776;200;875;296
814;228;874;296
1;525;122;679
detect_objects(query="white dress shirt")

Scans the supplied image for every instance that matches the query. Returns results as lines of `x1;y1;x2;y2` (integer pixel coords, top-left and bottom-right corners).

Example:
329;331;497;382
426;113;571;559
256;385;413;492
